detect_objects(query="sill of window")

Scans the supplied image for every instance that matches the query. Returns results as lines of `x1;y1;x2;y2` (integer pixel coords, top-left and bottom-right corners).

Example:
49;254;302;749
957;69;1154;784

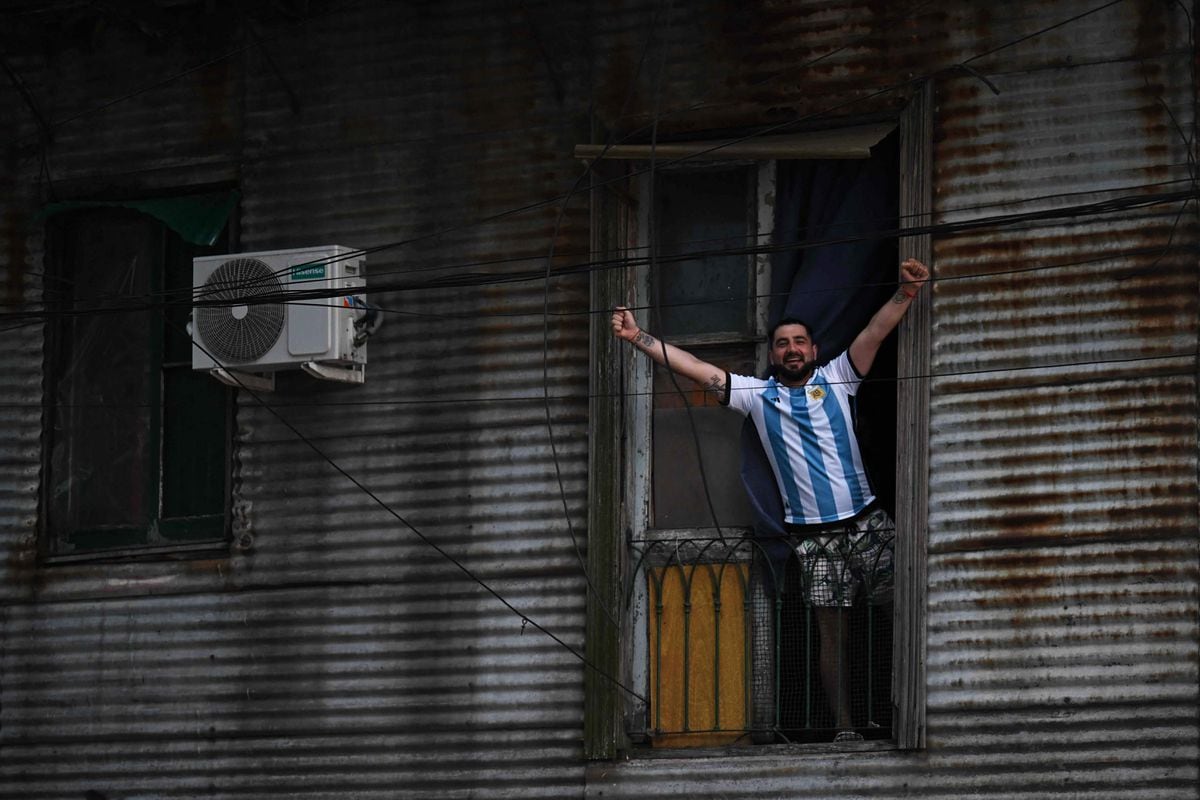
624;738;897;762
623;739;899;761
42;539;230;566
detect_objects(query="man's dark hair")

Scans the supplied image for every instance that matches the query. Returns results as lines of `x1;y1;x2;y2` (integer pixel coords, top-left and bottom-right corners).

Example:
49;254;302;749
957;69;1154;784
767;316;817;347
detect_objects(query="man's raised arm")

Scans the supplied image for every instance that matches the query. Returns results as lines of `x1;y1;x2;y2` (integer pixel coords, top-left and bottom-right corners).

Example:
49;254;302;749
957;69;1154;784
610;307;728;400
848;258;930;376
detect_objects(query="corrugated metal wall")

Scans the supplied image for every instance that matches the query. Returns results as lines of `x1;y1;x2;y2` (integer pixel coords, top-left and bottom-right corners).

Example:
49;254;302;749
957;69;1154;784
585;0;1200;797
1;1;1197;798
923;0;1199;792
2;2;593;797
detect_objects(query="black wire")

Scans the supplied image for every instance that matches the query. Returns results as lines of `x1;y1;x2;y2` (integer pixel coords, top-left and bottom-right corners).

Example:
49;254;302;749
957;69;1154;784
256;190;1200;295
2;0;958;370
14;346;1199;413
170;313;648;705
22;21;1190;315
194;165;1200;299
278;235;1200;328
535;0;678;633
961;0;1128;66
16;171;1194;318
303;234;1200;320
13;167;1197;331
12;0;1157;315
6;189;1192;323
640;0;728;544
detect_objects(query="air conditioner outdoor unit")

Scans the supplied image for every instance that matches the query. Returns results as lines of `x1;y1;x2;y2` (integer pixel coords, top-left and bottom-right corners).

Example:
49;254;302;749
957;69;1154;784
192;245;367;389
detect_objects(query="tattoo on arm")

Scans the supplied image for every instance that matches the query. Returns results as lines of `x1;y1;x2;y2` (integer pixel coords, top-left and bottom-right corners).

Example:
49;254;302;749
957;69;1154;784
702;373;726;397
891;290;910;305
632;331;657;349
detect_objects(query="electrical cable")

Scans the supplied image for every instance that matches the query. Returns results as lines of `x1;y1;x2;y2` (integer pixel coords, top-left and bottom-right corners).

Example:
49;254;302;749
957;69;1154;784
72;71;1190;314
14;171;1194;319
203;0;1140;299
15;346;1199;413
24;183;1200;321
5;187;1192;324
535;0;680;633
285;233;1200;324
266;189;1197;295
13;224;1196;414
7;201;1191;333
960;0;1128;66
10;0;1159;317
1133;2;1200;282
169;312;648;705
11;168;1196;335
638;0;728;544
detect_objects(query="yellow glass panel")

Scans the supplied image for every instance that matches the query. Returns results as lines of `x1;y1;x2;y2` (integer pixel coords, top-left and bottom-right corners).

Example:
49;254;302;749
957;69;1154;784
648;563;750;747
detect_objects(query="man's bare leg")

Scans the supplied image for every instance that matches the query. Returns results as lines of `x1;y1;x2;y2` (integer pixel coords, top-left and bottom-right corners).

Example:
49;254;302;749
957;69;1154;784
815;606;852;731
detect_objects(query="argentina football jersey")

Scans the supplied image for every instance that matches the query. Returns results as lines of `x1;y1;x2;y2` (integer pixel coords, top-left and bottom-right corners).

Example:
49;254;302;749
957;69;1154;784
725;352;875;526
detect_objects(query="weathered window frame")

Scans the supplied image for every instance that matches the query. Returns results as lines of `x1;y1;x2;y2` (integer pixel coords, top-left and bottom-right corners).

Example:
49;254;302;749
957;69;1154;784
39;205;235;562
585;86;932;758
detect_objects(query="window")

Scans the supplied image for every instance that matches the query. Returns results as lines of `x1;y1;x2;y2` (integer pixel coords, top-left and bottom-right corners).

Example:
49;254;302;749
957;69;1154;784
41;206;233;557
586;91;932;758
648;162;767;530
630;149;900;748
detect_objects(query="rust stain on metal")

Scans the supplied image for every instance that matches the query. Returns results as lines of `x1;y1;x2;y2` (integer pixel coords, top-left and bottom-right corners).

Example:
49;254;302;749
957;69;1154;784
1132;0;1173;60
967;565;1195;610
5;534;38;593
596;1;943;141
199;59;234;144
938;519;1195;554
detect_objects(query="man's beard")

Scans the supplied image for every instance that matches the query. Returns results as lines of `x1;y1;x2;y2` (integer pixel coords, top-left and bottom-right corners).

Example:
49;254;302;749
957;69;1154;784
775;359;816;384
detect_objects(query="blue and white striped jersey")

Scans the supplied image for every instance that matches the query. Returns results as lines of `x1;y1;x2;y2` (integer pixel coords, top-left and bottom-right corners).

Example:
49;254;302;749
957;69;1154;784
725;352;874;526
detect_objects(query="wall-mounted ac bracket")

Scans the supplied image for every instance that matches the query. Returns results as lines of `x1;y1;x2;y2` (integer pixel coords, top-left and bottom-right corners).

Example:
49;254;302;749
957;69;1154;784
301;362;365;385
209;368;275;393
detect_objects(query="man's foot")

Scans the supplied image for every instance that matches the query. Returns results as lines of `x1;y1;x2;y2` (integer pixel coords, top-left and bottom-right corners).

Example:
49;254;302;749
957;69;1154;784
833;730;864;742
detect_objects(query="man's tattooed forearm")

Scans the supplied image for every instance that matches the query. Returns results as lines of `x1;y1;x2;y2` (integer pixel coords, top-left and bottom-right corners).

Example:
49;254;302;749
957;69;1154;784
703;374;726;396
891;290;910;304
632;331;657;349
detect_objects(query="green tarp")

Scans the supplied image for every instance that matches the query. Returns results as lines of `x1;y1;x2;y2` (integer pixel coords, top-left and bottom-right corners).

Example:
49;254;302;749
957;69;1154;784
39;190;239;246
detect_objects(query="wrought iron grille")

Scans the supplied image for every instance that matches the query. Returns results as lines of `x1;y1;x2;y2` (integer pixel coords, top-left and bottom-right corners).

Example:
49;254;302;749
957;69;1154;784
628;525;895;747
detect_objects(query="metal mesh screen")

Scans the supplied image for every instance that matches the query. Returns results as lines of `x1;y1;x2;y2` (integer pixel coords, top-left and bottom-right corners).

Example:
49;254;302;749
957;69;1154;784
634;525;895;747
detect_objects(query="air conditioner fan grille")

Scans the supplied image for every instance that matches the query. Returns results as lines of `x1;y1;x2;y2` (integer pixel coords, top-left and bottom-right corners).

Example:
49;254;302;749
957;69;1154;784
196;258;286;363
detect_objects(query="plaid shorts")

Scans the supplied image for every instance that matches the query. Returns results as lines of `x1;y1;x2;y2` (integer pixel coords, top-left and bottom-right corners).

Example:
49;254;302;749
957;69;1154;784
794;506;895;608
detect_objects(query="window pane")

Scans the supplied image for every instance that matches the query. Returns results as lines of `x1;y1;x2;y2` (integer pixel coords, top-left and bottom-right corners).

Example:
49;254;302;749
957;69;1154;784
162;235;196;365
47;212;160;540
45;207;231;552
653;168;752;338
652;344;757;528
160;229;229;537
646;562;749;746
161;366;226;524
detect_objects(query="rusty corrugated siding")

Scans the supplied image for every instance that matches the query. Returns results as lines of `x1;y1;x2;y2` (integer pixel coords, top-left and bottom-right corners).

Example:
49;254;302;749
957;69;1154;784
920;1;1199;793
584;0;1199;797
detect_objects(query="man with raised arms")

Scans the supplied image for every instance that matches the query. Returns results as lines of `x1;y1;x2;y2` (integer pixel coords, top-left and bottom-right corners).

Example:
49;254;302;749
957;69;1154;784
611;256;929;741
